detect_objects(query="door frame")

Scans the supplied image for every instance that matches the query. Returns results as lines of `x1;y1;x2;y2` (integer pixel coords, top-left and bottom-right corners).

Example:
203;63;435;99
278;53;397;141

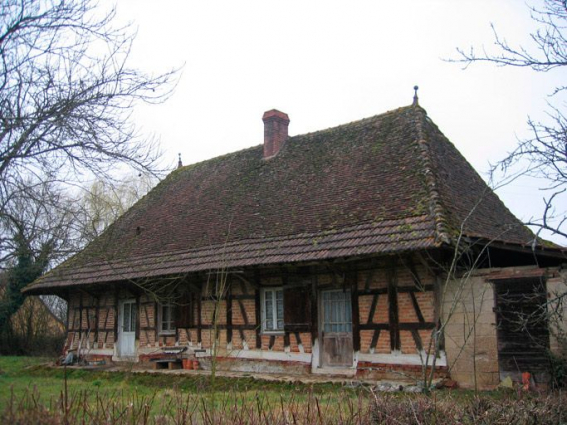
117;298;137;360
318;288;354;368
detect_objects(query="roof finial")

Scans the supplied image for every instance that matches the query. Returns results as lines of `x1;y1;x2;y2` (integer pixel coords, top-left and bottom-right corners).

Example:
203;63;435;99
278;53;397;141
413;85;419;106
177;153;183;169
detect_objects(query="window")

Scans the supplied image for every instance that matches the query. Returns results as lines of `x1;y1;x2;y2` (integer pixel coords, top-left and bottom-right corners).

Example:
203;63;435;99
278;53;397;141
322;290;352;333
121;300;137;333
159;303;175;334
262;288;284;333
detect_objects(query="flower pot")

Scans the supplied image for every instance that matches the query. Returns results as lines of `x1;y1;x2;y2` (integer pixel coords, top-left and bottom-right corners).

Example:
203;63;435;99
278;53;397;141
182;359;193;370
192;360;199;370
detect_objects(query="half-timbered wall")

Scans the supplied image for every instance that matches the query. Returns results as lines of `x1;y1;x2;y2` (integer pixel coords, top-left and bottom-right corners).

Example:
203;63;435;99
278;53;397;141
64;255;439;367
66;291;117;351
62;261;562;388
356;260;436;357
173;256;437;364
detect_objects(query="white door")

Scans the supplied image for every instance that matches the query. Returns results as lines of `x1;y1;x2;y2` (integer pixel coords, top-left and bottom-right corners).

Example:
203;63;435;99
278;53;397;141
321;290;353;367
118;299;137;358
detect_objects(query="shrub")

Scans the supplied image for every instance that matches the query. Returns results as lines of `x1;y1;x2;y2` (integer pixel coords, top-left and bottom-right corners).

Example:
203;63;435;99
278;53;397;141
371;392;567;425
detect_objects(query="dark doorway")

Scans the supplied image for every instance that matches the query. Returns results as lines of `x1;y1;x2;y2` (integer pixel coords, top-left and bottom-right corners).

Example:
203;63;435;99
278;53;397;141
494;277;550;384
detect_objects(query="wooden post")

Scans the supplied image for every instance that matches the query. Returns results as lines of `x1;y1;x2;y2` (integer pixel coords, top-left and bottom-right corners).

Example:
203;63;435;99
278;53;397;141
310;274;318;343
94;296;100;348
226;278;233;345
387;259;400;351
197;283;202;344
254;270;262;349
350;271;361;352
78;292;83;347
113;288;119;347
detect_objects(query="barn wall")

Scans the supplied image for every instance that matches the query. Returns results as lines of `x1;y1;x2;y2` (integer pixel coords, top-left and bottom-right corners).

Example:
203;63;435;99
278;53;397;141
66;291;117;353
356;263;436;357
65;289;159;360
443;266;565;389
442;273;499;389
173;256;443;379
62;257;443;379
62;256;444;378
60;261;563;387
186;264;437;357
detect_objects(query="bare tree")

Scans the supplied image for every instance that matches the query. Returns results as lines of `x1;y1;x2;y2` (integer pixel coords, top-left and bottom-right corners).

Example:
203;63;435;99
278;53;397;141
0;179;79;331
454;0;567;243
75;174;157;242
0;0;179;339
0;0;178;187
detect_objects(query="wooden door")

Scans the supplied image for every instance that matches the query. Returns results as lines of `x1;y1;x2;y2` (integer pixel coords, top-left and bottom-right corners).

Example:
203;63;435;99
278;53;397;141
321;290;353;367
118;299;137;359
494;277;550;384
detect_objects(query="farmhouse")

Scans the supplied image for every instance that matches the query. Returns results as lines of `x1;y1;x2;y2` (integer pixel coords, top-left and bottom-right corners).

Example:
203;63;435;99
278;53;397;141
24;96;566;388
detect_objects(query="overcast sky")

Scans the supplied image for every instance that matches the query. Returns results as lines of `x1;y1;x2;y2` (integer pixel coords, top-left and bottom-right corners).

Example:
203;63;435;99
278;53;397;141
114;0;565;245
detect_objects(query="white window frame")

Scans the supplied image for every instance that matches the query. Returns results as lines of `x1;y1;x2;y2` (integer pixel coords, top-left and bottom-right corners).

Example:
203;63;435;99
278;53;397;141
261;287;284;334
158;302;176;335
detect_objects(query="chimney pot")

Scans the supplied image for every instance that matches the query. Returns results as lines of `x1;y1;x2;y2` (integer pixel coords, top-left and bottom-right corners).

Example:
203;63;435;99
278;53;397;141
262;109;290;158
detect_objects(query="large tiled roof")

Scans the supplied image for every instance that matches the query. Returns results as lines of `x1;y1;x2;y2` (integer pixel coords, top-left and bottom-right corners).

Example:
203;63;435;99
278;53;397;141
25;104;536;292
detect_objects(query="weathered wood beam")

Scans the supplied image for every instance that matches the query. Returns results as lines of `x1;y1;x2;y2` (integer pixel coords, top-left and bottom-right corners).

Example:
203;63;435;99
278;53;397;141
387;259;400;351
357;284;434;296
197;292;202;343
310;274;319;343
370;329;381;350
403;256;425;291
409;291;426;324
359;322;435;331
226;281;233;344
351;271;361;352
294;332;302;346
410;329;423;351
237;299;248;325
367;294;379;324
254;270;262;349
364;268;376;292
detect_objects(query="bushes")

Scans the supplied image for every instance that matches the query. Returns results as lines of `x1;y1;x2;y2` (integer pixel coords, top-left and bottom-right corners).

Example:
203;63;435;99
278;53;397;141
549;352;567;389
3;385;567;424
371;393;567;424
3;387;372;425
0;334;65;357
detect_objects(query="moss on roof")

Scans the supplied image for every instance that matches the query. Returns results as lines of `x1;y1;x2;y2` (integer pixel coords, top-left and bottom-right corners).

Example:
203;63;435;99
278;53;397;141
26;104;539;291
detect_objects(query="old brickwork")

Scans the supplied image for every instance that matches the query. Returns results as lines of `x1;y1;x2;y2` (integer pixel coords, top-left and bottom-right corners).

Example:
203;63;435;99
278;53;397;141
442;273;499;388
357;261;436;357
64;257;438;367
66;291;117;351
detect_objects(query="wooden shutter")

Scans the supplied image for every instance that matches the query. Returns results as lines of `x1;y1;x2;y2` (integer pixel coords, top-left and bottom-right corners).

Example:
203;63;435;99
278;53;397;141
175;294;193;328
284;286;311;332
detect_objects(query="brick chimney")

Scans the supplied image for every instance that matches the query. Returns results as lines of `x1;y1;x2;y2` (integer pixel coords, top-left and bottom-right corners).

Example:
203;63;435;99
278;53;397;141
262;109;290;158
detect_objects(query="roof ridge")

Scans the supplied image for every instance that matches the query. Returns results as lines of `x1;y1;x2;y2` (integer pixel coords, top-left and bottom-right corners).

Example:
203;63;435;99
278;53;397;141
413;105;452;245
290;105;415;141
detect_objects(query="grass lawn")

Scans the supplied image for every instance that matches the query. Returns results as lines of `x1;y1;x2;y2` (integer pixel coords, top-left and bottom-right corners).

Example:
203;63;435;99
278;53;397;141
0;356;371;423
1;356;566;424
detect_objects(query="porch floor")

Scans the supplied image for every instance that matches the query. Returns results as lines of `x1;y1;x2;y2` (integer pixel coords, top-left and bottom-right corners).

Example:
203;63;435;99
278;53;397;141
63;363;423;387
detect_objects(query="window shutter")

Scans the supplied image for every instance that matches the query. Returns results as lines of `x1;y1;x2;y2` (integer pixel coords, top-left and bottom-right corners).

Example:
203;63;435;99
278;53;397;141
175;294;193;328
283;286;311;332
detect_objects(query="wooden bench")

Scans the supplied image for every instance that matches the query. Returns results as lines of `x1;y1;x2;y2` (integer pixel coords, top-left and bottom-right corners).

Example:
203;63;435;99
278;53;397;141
151;358;182;370
149;346;187;370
